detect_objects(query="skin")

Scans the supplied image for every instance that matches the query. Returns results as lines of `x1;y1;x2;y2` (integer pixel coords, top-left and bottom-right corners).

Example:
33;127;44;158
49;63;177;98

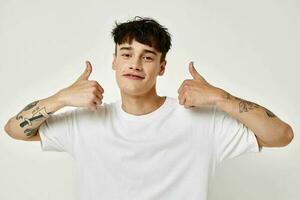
177;62;293;147
5;61;103;141
111;39;293;147
112;39;167;115
6;38;293;147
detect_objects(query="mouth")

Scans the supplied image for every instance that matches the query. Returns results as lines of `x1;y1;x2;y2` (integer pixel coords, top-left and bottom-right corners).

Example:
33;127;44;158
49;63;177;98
123;74;145;80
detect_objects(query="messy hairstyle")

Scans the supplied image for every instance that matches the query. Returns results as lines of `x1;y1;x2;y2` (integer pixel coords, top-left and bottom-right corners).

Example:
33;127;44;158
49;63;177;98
111;16;172;63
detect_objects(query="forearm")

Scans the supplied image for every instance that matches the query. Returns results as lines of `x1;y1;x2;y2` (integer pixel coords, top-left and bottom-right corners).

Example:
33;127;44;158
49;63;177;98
4;92;65;140
215;91;294;147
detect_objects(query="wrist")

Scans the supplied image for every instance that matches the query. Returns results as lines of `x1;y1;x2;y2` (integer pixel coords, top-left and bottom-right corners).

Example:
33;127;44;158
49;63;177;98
214;89;231;109
52;89;68;108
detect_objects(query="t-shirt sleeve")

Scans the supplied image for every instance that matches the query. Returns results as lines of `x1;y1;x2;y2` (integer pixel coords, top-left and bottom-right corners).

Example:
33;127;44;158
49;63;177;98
38;109;76;154
212;106;262;165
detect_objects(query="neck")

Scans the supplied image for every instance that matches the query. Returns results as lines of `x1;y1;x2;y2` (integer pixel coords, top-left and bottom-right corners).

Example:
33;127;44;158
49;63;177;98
120;87;166;116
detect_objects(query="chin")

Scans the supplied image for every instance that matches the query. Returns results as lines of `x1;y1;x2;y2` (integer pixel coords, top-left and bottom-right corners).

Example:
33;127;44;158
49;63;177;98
121;89;145;96
119;86;150;97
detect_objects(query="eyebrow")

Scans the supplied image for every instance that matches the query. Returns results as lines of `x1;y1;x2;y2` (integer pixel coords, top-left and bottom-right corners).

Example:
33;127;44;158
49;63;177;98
119;46;158;56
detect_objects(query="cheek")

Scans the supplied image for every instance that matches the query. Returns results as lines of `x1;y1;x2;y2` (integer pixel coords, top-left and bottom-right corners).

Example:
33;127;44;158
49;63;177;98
114;58;126;67
113;63;126;75
148;67;161;79
148;73;158;81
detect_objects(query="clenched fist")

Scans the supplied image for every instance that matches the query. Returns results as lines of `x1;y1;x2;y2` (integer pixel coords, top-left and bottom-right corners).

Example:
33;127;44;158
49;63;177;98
57;61;104;111
177;61;226;108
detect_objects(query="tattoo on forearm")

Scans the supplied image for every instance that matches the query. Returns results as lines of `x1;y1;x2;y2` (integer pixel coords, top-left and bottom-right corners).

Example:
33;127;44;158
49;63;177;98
234;97;260;112
24;128;39;137
232;95;276;118
19;109;54;128
21;107;54;136
15;100;54;136
265;108;276;118
16;100;39;120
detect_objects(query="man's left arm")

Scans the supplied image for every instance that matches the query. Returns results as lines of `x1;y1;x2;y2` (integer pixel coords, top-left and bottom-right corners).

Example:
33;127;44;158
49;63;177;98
178;61;294;148
215;92;294;148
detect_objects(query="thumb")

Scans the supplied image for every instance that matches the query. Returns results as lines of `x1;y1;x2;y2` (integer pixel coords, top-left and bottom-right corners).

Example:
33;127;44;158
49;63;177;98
77;61;92;81
189;61;205;81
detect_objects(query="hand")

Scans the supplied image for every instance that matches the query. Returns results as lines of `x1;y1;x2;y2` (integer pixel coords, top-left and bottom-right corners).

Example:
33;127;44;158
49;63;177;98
56;61;104;111
177;61;226;108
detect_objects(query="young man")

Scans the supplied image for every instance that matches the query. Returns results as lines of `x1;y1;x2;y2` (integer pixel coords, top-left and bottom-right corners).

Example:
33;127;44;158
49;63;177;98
4;16;294;200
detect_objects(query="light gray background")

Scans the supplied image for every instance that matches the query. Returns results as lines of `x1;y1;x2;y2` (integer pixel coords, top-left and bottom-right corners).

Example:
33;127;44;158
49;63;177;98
0;0;299;199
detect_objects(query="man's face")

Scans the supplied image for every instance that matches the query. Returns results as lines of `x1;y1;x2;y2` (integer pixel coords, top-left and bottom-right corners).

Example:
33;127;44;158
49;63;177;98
112;39;166;96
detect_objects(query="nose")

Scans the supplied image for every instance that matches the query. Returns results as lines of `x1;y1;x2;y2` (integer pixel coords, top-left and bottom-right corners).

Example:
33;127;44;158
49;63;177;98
129;57;142;71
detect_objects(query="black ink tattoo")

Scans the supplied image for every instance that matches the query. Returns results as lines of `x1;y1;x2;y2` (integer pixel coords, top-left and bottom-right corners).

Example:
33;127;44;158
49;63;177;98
24;128;39;137
225;92;231;101
32;106;40;114
15;100;55;137
234;96;277;118
19;107;54;128
265;108;276;118
16;100;39;120
234;97;260;113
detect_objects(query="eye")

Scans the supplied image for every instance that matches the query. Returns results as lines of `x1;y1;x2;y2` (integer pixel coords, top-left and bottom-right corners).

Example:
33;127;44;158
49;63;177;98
143;56;153;61
121;54;130;58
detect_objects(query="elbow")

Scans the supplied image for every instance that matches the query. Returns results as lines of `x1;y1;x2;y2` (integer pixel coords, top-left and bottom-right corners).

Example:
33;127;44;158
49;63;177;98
283;124;294;146
275;124;294;147
4;121;23;140
4;120;12;136
4;122;16;139
257;124;294;148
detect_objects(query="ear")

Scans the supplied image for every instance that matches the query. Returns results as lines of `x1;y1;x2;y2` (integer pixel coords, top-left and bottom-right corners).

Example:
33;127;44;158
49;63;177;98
112;53;116;70
158;60;167;76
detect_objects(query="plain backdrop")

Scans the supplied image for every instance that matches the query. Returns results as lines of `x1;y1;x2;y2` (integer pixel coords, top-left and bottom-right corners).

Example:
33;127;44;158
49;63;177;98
0;0;299;199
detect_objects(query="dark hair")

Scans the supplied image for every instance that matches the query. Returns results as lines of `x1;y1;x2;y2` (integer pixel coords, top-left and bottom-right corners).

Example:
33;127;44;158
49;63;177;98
111;16;172;63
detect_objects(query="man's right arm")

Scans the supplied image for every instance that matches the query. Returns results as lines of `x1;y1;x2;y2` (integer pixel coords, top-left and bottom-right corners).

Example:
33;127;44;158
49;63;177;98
4;60;104;141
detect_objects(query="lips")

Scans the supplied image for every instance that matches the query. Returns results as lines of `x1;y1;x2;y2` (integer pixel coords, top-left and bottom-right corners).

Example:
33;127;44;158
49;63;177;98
123;74;145;79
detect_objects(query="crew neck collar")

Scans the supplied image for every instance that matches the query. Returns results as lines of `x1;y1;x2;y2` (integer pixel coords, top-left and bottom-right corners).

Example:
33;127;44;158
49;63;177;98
115;96;171;120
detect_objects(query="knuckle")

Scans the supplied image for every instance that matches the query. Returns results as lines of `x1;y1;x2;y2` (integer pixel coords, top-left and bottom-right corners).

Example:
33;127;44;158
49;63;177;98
183;85;189;89
90;80;98;86
183;79;191;85
92;86;98;92
90;86;98;93
99;86;104;93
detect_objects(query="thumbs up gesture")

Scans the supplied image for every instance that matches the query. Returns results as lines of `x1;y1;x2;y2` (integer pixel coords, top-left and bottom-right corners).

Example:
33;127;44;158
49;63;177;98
177;61;227;108
56;61;104;111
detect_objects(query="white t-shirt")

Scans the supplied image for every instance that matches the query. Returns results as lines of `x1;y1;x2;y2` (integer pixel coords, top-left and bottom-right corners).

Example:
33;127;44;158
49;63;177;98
39;96;262;200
